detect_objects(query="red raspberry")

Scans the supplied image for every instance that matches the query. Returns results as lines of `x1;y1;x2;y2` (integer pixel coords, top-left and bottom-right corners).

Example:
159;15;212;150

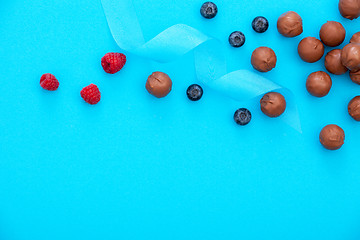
101;52;126;74
80;84;101;105
40;73;59;91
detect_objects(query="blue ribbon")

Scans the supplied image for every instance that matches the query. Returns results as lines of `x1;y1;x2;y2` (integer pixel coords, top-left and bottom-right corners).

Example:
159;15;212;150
101;0;301;132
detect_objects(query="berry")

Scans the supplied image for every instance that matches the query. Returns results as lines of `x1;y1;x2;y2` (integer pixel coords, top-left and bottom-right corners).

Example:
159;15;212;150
200;2;218;19
252;16;269;33
40;73;59;91
187;84;203;101
80;84;101;105
229;31;245;48
234;108;252;126
101;52;126;74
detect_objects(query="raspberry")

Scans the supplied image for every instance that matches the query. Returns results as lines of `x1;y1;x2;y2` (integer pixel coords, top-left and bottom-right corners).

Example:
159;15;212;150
40;73;59;91
101;52;126;74
80;84;101;105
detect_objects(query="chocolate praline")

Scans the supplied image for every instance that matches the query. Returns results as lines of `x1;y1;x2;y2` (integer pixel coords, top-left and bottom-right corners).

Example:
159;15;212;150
319;21;346;47
350;69;360;84
350;32;360;43
348;96;360;121
145;72;172;98
277;11;303;37
341;43;360;72
306;71;332;97
325;49;348;75
251;47;277;72
338;0;360;20
260;92;286;118
319;124;345;150
298;37;324;63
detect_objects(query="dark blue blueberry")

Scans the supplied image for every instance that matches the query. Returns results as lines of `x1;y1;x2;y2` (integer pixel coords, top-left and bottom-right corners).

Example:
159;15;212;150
234;108;252;126
229;31;245;48
187;84;203;101
252;16;269;33
200;2;218;19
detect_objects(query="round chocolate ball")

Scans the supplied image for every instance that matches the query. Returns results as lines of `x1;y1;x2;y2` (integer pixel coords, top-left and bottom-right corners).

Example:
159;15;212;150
350;69;360;84
350;32;360;43
319;124;345;150
251;47;277;72
348;96;360;121
260;92;286;118
145;72;172;98
306;71;332;97
319;21;346;47
341;43;360;72
325;49;348;75
339;0;360;20
277;11;303;37
298;37;324;63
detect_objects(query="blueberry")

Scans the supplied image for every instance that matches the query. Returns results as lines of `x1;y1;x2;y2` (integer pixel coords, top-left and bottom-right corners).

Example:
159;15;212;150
229;31;245;48
187;84;203;101
200;2;218;19
234;108;252;126
252;16;269;33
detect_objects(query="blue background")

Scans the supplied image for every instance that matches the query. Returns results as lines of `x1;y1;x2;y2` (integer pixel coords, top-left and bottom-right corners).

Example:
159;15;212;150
1;0;360;239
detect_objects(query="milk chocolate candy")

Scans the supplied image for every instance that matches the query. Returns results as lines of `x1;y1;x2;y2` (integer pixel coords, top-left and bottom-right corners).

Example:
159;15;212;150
319;21;346;47
319;124;345;150
348;96;360;121
341;43;360;72
306;71;332;97
277;11;303;37
325;49;348;75
251;47;277;72
298;37;324;63
260;92;286;118
146;72;172;98
339;0;360;20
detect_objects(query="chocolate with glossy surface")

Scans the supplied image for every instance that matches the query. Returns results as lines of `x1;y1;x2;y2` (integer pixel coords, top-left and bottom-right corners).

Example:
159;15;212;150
146;72;172;98
251;47;277;72
298;37;324;63
350;32;360;43
341;43;360;72
319;21;346;47
260;92;286;118
350;70;360;84
277;11;303;37
348;96;360;121
306;71;332;97
319;124;345;150
338;0;360;20
325;49;348;75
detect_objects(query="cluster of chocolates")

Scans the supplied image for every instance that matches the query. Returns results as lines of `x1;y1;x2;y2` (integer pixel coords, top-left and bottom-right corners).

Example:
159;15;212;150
284;0;359;150
245;1;359;150
145;1;360;150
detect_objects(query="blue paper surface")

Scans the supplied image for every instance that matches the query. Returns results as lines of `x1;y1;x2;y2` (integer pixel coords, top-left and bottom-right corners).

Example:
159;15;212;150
0;0;360;240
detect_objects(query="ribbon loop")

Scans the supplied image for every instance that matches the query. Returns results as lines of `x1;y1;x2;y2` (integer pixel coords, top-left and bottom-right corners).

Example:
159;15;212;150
101;0;301;132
